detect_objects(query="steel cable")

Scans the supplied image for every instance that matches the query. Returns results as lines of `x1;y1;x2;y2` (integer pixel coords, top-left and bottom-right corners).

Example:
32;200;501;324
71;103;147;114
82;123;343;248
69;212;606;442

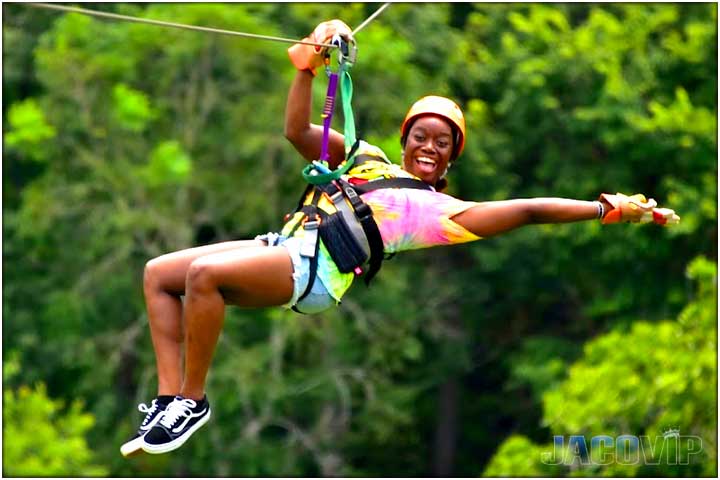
24;2;391;49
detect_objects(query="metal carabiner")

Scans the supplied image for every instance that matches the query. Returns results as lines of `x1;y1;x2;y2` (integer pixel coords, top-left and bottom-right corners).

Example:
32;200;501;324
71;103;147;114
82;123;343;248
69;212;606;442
330;34;357;67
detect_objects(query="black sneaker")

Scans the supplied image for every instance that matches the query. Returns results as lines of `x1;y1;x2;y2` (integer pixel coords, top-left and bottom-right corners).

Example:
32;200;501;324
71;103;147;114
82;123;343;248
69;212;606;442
141;395;211;454
120;397;172;457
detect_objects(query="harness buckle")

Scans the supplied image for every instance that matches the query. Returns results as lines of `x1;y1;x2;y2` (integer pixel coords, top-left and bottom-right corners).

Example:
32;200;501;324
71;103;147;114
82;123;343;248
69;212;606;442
344;186;358;199
353;202;373;221
330;190;344;203
302;215;321;231
300;215;321;258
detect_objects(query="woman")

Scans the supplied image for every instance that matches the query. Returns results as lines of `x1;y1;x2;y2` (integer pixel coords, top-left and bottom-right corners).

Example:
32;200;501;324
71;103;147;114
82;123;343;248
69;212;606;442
121;20;678;457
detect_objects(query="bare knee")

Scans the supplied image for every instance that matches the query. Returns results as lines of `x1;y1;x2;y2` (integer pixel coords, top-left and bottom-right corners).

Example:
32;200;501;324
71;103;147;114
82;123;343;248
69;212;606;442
144;257;169;296
186;260;220;295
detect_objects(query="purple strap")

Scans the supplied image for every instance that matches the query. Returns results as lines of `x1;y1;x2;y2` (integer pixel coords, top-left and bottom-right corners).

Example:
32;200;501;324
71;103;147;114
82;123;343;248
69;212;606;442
319;72;339;162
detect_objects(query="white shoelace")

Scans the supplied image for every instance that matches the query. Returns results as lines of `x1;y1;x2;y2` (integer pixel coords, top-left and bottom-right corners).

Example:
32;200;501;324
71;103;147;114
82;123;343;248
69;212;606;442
138;399;160;428
159;398;198;429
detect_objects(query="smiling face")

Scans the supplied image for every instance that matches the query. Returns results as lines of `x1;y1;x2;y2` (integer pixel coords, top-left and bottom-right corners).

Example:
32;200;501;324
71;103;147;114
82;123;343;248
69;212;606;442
402;115;455;186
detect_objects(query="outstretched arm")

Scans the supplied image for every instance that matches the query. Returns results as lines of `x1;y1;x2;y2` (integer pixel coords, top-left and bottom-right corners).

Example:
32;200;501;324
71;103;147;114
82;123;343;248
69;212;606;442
452;198;606;238
451;192;679;238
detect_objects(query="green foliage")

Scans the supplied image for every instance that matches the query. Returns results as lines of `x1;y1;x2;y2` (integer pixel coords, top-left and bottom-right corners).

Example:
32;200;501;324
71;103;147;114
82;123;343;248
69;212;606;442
483;435;561;477
485;257;717;477
505;336;580;401
4;98;56;161
112;83;156;132
140;140;193;186
3;354;108;477
3;3;715;477
631;87;716;144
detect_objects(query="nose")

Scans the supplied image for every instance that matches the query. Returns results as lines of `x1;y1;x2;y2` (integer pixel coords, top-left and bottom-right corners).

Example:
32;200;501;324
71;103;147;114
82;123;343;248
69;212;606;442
421;139;437;153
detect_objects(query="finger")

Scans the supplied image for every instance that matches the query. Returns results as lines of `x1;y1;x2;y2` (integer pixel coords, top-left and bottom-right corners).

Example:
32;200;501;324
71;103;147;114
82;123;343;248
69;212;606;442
629;198;656;211
652;208;680;226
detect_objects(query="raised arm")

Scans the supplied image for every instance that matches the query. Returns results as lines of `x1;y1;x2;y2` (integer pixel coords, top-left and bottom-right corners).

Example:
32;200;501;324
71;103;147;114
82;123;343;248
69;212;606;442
284;69;345;166
284;20;351;168
452;194;678;237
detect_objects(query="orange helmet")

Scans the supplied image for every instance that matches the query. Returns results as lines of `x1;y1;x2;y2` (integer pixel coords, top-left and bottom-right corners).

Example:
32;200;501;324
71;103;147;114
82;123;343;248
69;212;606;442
400;95;466;160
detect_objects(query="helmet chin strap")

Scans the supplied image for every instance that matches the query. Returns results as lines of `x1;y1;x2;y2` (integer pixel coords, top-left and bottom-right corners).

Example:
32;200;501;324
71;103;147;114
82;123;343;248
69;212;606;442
439;163;452;180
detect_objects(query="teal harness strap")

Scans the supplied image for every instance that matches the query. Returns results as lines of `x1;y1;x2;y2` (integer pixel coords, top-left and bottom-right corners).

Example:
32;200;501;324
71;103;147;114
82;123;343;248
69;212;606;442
302;56;358;185
340;65;356;154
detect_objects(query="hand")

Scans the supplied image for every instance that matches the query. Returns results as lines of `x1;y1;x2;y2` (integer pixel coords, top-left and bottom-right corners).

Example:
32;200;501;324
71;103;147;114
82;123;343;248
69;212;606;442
599;192;680;226
288;20;353;76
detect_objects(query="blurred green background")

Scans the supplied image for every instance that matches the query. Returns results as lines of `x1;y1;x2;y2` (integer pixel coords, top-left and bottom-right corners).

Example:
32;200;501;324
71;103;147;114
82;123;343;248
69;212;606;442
3;3;717;477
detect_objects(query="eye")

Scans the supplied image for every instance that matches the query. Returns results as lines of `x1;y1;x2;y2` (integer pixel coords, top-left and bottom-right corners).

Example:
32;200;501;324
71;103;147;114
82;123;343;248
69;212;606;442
437;140;449;149
413;133;425;142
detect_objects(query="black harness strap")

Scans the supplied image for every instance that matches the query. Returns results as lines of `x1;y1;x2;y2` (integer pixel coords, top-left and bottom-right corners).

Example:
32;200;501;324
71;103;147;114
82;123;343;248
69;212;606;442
291;190;323;313
352;177;432;194
292;184;315;215
334;180;383;285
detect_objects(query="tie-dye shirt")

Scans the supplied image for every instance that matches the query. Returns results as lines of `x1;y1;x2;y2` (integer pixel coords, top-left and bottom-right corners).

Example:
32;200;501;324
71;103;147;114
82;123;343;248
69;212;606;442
281;141;481;301
362;187;481;254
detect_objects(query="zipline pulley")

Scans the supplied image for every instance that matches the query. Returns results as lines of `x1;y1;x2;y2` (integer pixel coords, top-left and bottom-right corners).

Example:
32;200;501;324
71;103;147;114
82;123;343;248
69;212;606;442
325;34;357;67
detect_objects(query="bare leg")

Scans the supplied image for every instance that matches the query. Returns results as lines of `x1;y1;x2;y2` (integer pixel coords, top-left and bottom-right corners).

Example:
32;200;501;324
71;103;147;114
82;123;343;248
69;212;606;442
179;246;295;400
143;240;266;396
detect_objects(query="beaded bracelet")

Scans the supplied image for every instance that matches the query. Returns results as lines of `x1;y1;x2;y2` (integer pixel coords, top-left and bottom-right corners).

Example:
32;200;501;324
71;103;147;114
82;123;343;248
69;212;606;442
596;201;605;219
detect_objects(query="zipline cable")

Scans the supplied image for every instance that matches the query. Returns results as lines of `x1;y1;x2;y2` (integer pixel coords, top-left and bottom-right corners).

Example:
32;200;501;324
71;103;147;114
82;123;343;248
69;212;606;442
24;3;392;49
25;3;330;47
351;3;391;36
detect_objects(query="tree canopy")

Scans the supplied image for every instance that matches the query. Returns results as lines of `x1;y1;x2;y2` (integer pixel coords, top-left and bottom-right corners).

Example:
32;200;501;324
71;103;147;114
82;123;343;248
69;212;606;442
3;3;716;477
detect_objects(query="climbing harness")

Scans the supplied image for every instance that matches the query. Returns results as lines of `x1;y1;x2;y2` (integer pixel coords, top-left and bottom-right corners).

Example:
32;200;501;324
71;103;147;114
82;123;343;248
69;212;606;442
286;38;432;313
288;165;433;314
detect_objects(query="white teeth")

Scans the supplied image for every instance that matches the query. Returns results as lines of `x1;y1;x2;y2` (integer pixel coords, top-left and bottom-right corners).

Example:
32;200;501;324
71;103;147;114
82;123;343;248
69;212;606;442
416;157;436;165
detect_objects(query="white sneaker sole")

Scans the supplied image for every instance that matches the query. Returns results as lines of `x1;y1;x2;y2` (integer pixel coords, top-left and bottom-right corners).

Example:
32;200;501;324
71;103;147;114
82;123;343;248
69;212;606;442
141;408;211;454
120;406;168;458
120;436;145;457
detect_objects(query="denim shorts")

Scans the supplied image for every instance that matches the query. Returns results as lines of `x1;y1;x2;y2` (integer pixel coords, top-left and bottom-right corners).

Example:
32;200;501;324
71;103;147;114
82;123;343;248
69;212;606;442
255;232;337;314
